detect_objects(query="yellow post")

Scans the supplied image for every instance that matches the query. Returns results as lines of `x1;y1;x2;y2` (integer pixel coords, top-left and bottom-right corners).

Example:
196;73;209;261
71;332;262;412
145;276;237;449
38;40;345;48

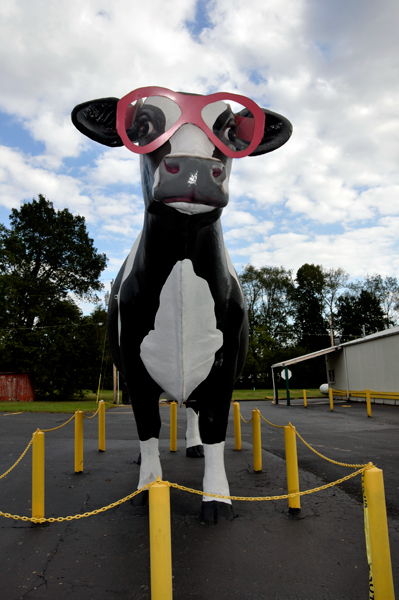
149;479;173;600
366;388;372;418
329;387;334;411
99;400;105;452
233;401;242;450
284;424;301;512
303;389;307;408
252;408;262;472
32;430;45;521
75;410;84;473
363;467;395;600
170;401;177;452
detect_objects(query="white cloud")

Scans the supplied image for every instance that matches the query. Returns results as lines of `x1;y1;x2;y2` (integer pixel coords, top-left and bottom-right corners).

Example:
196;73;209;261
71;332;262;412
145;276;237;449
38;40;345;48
0;0;399;283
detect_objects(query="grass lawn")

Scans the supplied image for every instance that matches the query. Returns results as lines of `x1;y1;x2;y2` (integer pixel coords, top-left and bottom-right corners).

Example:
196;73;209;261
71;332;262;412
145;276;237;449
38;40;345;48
0;389;323;413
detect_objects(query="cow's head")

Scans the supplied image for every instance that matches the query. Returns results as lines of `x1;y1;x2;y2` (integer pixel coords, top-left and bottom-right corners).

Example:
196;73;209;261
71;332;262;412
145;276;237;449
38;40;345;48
72;87;292;216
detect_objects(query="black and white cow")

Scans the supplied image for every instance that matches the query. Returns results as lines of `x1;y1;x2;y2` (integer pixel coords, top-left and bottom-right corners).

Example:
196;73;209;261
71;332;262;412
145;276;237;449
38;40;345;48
72;87;292;522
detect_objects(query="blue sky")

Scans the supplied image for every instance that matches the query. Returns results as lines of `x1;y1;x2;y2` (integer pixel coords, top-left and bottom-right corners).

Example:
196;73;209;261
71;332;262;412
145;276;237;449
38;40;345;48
1;0;399;312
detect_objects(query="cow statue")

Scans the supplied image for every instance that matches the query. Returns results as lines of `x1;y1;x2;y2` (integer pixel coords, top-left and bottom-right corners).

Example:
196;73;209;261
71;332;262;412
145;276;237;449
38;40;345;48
72;87;292;523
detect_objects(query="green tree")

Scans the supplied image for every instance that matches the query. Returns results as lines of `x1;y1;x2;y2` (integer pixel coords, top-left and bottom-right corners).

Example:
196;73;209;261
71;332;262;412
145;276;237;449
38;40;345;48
292;264;330;353
349;274;399;328
0;195;108;399
239;265;295;386
336;290;385;342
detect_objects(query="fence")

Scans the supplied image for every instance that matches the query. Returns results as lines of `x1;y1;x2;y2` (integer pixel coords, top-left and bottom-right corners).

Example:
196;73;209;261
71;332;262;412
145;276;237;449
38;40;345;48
0;400;395;600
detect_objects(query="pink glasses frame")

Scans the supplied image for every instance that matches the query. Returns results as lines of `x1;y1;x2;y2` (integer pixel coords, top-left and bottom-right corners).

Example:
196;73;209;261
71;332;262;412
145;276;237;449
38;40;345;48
116;86;266;159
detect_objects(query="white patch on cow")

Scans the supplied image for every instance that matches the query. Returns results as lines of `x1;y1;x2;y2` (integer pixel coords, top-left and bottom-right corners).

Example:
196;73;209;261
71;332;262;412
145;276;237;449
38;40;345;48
138;438;162;489
140;259;223;403
118;231;142;345
186;407;202;448
168;124;215;158
203;442;231;504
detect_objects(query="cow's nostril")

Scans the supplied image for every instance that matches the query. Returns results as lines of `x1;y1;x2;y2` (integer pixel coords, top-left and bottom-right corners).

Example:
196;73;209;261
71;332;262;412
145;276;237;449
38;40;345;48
164;161;180;175
212;168;223;178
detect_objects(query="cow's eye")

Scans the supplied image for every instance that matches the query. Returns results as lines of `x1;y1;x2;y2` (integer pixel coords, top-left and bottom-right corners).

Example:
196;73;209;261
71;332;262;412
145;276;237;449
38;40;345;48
223;126;237;143
137;117;154;138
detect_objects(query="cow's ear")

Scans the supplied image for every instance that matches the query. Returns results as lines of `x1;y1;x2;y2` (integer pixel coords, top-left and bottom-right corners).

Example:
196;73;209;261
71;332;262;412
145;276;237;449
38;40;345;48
237;108;293;156
71;98;123;147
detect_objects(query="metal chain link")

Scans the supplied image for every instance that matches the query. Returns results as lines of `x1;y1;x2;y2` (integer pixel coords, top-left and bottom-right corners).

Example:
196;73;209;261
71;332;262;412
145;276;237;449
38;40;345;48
0;483;152;523
169;464;372;500
41;413;76;432
0;465;372;523
83;407;100;419
240;414;253;424
292;427;368;468
0;433;36;480
259;413;285;429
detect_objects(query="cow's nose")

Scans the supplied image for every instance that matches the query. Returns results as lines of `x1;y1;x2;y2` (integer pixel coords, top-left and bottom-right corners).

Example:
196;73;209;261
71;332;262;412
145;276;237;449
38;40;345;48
163;157;225;180
164;159;180;175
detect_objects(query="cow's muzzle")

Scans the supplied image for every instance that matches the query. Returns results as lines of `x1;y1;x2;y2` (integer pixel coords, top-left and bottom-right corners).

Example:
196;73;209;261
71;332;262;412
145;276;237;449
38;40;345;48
153;156;229;208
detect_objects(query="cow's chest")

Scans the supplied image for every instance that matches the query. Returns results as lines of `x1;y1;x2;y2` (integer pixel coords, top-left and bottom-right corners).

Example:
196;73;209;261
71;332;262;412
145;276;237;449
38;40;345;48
139;259;223;402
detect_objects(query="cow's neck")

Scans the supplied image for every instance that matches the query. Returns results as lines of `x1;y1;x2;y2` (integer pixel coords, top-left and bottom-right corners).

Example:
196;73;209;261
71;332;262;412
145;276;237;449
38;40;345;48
137;202;228;277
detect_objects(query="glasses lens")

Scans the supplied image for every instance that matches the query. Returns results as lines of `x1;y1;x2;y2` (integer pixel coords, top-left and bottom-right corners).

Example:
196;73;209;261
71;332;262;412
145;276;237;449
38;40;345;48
124;96;182;147
201;100;257;153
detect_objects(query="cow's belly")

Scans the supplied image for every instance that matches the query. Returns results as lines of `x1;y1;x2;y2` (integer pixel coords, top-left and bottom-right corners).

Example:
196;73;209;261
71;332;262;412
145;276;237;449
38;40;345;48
140;259;223;403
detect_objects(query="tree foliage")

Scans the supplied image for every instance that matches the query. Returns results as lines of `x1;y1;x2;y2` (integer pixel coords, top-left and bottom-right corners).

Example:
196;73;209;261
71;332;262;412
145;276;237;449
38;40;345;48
0;195;109;399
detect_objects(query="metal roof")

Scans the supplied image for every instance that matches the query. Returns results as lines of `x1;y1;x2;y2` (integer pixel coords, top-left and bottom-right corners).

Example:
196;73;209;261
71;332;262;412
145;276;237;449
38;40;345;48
271;345;342;369
271;325;399;369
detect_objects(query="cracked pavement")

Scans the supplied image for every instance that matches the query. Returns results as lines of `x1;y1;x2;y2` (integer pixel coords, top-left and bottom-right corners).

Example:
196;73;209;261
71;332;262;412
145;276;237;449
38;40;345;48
1;400;398;599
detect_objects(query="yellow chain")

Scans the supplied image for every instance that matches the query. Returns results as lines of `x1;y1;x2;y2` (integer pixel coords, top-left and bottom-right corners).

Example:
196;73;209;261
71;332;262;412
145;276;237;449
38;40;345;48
0;465;372;523
292;427;368;468
169;464;372;500
0;483;152;523
83;407;100;419
41;413;76;432
240;414;253;424
0;433;36;480
259;413;285;429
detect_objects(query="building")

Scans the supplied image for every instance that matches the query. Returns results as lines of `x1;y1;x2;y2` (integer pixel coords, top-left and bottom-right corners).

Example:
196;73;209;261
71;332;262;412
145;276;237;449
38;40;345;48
271;326;399;405
0;373;35;402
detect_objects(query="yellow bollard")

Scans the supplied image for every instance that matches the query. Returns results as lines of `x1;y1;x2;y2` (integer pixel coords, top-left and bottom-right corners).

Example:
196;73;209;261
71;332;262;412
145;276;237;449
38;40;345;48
99;400;105;452
366;388;372;418
170;401;177;452
284;424;301;512
149;479;173;600
233;402;242;450
252;408;262;472
75;410;84;473
363;467;395;600
32;430;45;521
303;389;307;408
329;387;334;411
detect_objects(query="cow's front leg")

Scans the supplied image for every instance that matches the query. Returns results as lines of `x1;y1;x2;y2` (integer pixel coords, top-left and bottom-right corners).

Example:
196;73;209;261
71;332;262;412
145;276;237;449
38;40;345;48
185;400;204;458
138;437;162;488
198;396;235;523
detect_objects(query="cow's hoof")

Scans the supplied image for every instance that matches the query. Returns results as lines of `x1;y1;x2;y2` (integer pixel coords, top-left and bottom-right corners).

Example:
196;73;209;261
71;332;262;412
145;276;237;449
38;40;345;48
200;501;235;524
186;445;204;458
132;489;148;506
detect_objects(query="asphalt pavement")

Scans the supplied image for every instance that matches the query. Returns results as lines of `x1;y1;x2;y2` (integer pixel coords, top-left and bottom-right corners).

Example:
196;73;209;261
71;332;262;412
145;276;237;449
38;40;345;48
0;399;398;600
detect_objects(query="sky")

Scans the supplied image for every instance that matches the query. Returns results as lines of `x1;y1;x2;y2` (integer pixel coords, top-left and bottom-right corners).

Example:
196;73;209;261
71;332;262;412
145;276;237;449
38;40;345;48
1;0;398;312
